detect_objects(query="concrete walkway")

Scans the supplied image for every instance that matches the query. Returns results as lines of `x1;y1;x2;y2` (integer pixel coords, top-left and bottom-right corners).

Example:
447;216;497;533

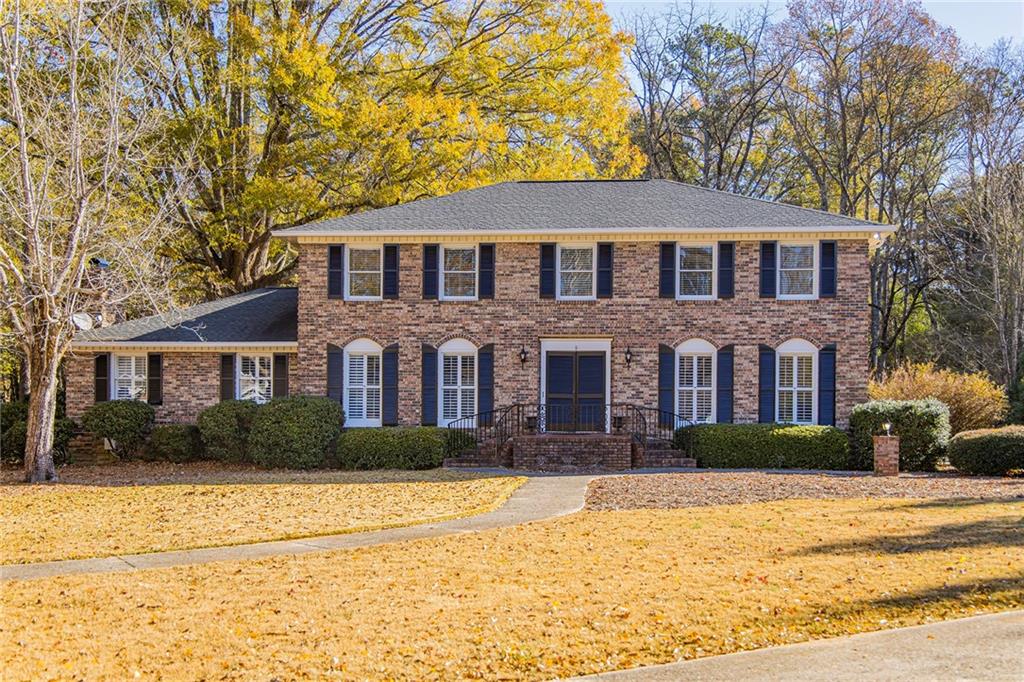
1;472;594;581
572;611;1024;681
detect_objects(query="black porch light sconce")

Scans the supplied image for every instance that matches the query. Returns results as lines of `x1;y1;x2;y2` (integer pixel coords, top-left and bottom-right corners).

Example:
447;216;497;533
624;346;633;365
519;346;528;365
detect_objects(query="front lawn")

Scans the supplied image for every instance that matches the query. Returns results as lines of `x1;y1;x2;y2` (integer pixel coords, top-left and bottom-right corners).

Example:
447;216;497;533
0;463;524;564
2;497;1021;680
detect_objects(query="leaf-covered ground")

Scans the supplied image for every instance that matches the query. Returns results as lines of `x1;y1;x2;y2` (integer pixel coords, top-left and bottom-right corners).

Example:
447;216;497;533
0;464;524;564
3;498;1021;680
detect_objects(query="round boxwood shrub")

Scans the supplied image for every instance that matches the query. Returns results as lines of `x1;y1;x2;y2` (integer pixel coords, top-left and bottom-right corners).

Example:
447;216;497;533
144;424;203;463
849;399;950;471
81;399;155;459
674;423;849;470
1;400;29;435
197;400;260;463
337;427;448;470
948;426;1024;476
2;413;75;464
248;396;343;469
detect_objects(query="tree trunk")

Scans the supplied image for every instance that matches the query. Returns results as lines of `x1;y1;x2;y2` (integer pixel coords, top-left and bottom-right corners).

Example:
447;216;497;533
23;349;59;482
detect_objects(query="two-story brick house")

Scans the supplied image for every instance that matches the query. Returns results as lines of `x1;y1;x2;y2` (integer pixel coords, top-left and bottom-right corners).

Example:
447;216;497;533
66;180;889;467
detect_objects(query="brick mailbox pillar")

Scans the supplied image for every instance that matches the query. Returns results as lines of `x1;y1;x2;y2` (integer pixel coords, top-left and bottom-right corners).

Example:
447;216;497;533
873;435;900;476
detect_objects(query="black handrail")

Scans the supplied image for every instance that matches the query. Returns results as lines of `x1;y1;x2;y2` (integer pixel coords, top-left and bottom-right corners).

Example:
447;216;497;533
633;407;694;445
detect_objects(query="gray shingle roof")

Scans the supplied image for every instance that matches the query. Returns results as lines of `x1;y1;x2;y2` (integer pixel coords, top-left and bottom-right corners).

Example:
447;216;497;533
275;180;885;236
75;288;297;344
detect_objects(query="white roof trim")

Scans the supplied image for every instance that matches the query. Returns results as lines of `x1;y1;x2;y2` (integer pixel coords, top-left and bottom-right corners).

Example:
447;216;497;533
72;341;298;352
274;225;894;239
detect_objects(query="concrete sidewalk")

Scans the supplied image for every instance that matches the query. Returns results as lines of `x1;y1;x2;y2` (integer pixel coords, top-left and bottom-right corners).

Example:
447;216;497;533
572;611;1024;681
1;472;593;581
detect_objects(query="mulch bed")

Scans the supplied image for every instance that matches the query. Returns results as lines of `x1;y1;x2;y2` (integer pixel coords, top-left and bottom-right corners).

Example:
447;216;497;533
586;470;1024;510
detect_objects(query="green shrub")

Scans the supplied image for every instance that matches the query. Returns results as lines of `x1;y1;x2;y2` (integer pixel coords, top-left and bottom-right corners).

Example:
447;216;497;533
197;400;260;463
337;427;448;470
672;423;850;470
3;416;76;463
948;426;1024;476
248;396;343;469
81;400;155;459
443;429;478;456
849;399;950;471
1;400;28;435
144;424;203;463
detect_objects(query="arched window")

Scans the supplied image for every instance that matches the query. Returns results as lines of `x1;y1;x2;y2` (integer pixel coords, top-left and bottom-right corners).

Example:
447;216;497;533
344;338;382;427
438;339;477;426
676;339;716;423
776;338;817;424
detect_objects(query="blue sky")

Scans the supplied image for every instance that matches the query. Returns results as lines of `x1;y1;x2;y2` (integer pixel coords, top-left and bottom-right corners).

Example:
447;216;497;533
603;1;1024;48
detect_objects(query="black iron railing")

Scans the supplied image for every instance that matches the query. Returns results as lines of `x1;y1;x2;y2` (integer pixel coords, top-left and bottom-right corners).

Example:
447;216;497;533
634;407;694;446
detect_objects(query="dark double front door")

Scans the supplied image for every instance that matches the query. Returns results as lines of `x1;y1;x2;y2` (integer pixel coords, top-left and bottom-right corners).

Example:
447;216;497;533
545;351;607;432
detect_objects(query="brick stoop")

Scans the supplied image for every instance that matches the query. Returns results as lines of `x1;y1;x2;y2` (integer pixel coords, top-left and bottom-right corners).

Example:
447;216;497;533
641;447;697;468
67;431;118;465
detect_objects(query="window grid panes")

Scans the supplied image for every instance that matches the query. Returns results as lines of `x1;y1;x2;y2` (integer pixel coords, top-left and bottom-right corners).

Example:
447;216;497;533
678;245;714;298
348;247;382;298
441;354;476;423
239;355;272;403
346;353;381;423
678;354;713;423
442;247;477;299
779;244;815;297
114;355;147;400
558;246;594;298
778;354;814;423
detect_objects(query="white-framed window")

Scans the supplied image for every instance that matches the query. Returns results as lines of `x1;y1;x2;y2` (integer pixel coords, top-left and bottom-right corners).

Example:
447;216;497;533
676;339;715;423
238;354;273;404
556;243;596;300
677;244;716;299
778;243;817;299
346;246;383;300
344;338;382;427
777;338;817;424
441;245;478;300
112;354;147;400
438;339;477;426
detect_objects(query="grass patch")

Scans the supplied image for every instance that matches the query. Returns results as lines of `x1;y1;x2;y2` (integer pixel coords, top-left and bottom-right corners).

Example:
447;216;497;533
2;498;1022;680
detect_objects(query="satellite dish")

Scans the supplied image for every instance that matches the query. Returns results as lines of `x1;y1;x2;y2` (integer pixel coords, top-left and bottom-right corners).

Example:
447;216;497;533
72;312;94;330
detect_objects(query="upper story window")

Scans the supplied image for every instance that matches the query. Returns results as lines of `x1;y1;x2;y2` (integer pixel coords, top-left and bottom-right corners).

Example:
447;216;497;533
238;354;272;403
777;339;816;424
442;245;477;300
344;339;382;427
557;244;596;300
676;339;715;423
778;243;816;299
112;354;147;400
678;244;716;299
346;246;383;300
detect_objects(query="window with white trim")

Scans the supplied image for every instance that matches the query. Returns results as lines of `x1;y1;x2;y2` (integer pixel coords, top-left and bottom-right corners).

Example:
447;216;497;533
346;246;382;299
557;244;596;299
238;354;272;404
778;243;816;299
344;339;382;427
438;339;477;426
777;339;816;424
441;245;477;300
676;339;715;423
678;244;716;299
112;355;147;400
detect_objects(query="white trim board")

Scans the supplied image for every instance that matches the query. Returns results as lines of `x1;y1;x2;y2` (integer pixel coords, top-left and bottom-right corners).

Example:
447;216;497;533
538;338;613;433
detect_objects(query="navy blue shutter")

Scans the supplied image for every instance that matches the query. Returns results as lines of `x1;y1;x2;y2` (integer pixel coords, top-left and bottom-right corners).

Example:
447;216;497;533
327;344;344;405
820;241;837;298
147;353;163;405
597;243;614;298
659;242;675;298
818;344;837;425
716;345;734;423
421;345;437;425
383;244;399;299
220;354;236;401
422;244;439;299
479;244;495;299
758;344;776;422
478;344;494;425
539;244;556;298
718;242;735;299
328;245;344;299
272;354;289;397
94;353;109;403
759;242;777;298
382;344;399;425
658;344;674;428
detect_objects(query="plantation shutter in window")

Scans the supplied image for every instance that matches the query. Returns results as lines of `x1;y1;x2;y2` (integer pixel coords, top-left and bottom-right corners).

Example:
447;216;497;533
718;242;735;299
422;244;439;299
539;244;556;298
478;344;494;425
820;241;837;298
220;354;236;401
421;345;437;425
94;353;110;403
659;242;675;298
759;242;777;298
147;354;162;405
758;344;776;422
383;244;399;299
328;245;345;299
716;345;734;423
658;344;674;428
327;344;344;405
272;354;289;397
382;344;399;426
479;244;495;299
596;243;614;298
818;344;837;426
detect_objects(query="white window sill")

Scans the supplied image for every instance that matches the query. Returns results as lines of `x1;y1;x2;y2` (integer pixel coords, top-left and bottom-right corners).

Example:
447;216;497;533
777;294;818;301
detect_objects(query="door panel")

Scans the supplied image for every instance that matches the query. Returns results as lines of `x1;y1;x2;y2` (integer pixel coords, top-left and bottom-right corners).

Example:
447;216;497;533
544;351;606;431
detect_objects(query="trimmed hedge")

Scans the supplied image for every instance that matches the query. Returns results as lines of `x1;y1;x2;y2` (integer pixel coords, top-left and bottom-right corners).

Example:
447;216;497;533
674;423;849;470
144;424;203;463
849;399;950;471
336;427;448;470
1;403;75;464
248;396;343;469
197;400;260;463
948;426;1024;476
81;400;155;459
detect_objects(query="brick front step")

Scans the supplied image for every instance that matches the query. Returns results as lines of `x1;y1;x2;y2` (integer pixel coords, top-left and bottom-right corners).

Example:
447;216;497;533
642;448;697;468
